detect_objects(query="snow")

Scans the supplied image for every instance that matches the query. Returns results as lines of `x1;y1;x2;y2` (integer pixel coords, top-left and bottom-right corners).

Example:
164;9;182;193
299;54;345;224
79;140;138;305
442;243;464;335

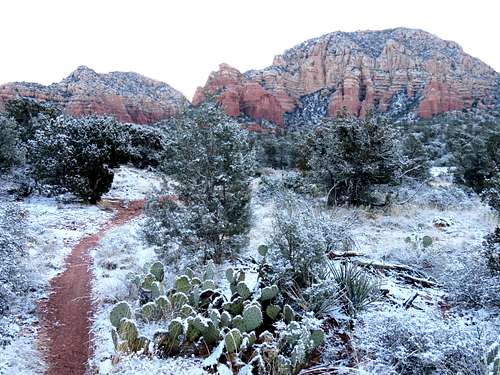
0;196;113;375
245;177;274;256
89;167;205;374
2;163;498;374
103;166;162;200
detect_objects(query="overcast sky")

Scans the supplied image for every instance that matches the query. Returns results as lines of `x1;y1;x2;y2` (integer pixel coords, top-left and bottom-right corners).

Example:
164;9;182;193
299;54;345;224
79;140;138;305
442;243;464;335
1;0;499;100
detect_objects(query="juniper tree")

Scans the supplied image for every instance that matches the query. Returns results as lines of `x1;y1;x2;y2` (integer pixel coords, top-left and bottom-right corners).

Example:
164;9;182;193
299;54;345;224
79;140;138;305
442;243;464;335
146;101;254;263
0;115;24;170
28;116;121;203
5;97;60;142
307;114;401;205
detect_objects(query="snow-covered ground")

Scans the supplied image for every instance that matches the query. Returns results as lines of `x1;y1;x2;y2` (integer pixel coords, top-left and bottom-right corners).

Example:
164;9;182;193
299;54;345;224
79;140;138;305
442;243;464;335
89;167;207;374
0;166;156;375
0;198;113;374
103;166;162;201
2;164;498;374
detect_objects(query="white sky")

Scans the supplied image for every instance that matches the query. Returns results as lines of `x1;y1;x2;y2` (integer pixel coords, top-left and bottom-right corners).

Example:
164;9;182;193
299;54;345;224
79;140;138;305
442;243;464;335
1;0;499;100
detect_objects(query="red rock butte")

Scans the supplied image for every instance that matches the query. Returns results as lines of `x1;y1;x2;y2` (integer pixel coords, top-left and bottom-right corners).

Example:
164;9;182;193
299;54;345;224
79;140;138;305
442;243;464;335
0;66;188;124
194;28;499;126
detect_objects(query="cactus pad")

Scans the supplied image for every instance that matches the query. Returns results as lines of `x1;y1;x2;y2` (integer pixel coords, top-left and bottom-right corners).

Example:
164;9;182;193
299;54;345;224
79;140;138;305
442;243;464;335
243;304;263;332
110;301;132;328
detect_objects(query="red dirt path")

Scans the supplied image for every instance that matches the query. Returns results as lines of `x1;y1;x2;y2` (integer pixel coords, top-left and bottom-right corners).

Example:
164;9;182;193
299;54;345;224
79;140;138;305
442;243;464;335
38;200;144;375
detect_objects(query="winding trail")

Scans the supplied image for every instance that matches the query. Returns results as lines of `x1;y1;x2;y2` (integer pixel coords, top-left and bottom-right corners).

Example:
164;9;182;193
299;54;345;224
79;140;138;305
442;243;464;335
38;200;144;375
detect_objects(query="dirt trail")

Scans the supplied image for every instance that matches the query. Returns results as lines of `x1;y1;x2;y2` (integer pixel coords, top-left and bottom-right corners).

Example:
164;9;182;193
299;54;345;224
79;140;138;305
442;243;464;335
38;200;144;375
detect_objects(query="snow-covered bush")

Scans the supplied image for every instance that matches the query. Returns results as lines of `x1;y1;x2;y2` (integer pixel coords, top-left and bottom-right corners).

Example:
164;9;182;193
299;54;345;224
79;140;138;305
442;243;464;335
452;127;499;201
4;97;60;142
306;115;402;205
146;101;254;264
119;123;168;168
484;227;500;273
401;133;431;180
0;115;24;170
268;193;347;288
0;204;29;316
354;308;498;375
28;116;120;203
443;252;500;309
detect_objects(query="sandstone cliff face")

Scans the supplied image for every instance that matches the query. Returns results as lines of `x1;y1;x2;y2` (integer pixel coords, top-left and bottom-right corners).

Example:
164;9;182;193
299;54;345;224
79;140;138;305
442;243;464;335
194;28;499;125
0;66;188;124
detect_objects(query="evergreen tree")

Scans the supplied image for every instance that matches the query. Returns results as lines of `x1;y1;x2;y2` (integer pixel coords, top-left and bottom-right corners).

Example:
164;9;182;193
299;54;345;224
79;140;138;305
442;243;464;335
146;101;254;263
28;116;119;203
307;114;401;205
0;115;24;170
5;97;59;142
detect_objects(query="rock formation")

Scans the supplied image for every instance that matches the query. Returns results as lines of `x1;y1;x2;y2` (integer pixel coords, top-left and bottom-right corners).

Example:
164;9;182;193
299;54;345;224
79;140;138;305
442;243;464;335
0;66;188;124
194;28;499;126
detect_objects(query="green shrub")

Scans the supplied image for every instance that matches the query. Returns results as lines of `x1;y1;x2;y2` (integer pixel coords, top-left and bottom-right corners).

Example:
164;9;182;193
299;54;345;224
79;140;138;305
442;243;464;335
326;261;379;316
28;116;120;203
306;114;401;205
0;115;24;170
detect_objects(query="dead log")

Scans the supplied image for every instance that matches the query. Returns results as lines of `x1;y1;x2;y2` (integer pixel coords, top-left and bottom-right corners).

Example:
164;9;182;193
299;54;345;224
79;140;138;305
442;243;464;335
403;292;419;309
328;251;364;259
353;260;439;288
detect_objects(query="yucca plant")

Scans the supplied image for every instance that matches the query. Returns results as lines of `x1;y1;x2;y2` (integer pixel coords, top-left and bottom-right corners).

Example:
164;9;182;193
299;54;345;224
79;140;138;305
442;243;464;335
326;261;379;316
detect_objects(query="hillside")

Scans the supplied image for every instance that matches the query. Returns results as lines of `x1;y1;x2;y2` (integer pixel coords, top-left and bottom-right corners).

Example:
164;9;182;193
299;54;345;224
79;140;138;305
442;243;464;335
0;66;188;124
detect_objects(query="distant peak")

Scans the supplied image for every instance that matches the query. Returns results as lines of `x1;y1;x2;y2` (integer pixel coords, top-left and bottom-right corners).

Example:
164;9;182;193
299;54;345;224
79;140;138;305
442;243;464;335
63;65;97;82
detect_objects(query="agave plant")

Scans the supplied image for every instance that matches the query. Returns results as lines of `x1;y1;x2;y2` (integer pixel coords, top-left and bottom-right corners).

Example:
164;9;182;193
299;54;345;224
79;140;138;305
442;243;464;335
326;260;379;316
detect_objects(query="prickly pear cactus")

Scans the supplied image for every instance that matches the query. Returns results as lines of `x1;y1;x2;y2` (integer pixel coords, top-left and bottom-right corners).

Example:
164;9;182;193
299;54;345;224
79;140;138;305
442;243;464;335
110;301;132;328
118;318;139;343
171;292;189;309
422;235;433;248
151;281;163;299
232;315;246;333
266;304;281;320
261;285;278;301
225;328;242;353
142;301;160;321
283;304;295;324
485;341;500;375
203;260;215;281
243;304;263;332
150;261;165;282
220;311;232;327
257;244;268;257
225;267;235;284
141;273;157;290
236;281;251;299
175;275;191;293
202;320;220;345
156;296;171;316
223;297;244;316
310;329;325;349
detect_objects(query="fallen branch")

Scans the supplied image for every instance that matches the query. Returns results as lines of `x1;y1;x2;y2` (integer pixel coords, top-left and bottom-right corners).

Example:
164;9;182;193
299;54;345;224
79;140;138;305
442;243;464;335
328;251;364;259
403;292;419;309
353;259;439;288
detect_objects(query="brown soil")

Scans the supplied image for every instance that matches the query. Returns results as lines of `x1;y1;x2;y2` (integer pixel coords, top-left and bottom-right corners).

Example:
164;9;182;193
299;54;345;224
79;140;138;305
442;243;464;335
38;200;144;375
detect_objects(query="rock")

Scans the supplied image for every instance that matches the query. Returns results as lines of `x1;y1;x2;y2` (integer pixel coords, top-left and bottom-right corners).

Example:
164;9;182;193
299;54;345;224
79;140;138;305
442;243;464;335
193;64;285;125
194;28;498;125
0;66;188;124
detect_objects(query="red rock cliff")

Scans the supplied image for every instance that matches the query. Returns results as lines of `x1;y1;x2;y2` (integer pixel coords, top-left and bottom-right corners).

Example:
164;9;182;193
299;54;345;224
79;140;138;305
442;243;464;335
0;66;188;124
194;28;498;125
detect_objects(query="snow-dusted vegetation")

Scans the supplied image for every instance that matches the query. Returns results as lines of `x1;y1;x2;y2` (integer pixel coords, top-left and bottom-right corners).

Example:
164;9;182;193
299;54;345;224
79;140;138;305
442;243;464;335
0;96;499;375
